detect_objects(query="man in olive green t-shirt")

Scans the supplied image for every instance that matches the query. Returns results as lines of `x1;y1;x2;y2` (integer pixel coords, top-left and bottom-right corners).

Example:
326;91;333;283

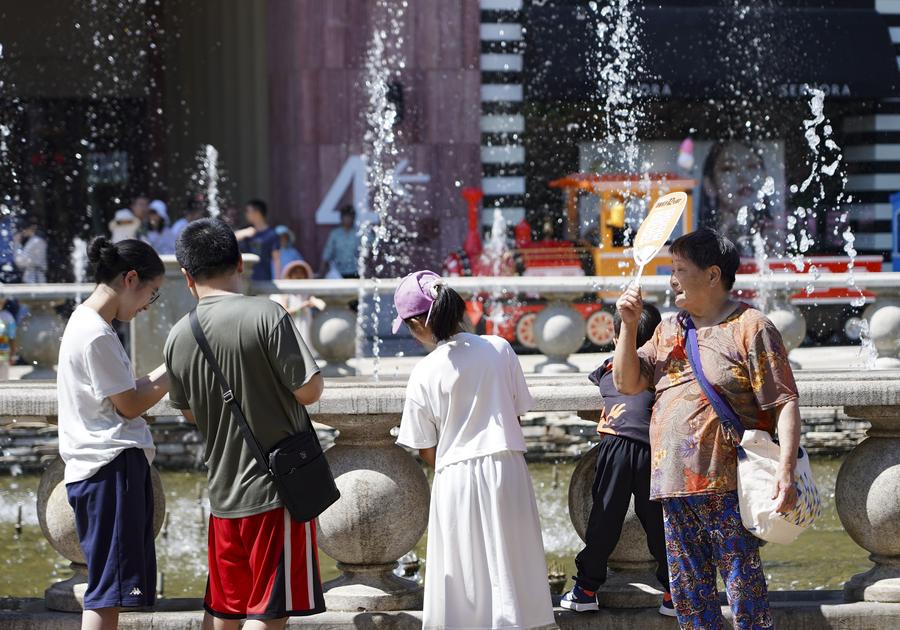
166;219;326;626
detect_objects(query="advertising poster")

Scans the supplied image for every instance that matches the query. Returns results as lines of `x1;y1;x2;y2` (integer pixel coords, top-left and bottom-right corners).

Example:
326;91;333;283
578;140;787;255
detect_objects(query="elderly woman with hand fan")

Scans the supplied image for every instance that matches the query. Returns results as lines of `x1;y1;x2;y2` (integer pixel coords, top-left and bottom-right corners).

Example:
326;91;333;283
613;227;801;630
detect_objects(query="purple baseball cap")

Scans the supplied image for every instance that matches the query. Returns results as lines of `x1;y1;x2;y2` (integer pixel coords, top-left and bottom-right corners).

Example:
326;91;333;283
392;270;442;334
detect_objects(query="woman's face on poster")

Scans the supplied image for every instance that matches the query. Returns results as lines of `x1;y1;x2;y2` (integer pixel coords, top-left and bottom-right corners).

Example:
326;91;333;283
706;143;766;216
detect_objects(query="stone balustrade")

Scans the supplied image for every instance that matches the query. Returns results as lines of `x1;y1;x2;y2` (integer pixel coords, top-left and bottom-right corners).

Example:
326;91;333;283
3;271;900;375
2;370;899;613
254;272;900;372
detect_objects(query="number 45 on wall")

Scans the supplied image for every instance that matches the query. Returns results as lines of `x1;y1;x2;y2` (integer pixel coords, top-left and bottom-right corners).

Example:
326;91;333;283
314;154;430;225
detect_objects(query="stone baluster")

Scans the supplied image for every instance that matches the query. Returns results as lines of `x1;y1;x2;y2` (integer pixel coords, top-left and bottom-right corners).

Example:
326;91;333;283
310;299;357;376
567;428;663;608
316;410;430;611
766;301;807;369
534;300;586;373
861;294;900;369
837;404;900;602
16;300;66;379
38;455;166;611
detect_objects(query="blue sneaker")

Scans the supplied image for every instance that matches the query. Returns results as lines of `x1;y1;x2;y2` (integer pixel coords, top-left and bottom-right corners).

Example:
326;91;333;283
658;591;677;617
560;584;599;612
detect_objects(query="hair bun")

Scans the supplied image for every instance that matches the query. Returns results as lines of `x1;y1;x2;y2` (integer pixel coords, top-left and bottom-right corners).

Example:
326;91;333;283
87;236;118;267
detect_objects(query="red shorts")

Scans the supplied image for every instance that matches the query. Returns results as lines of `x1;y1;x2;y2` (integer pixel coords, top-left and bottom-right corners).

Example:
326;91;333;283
205;507;325;620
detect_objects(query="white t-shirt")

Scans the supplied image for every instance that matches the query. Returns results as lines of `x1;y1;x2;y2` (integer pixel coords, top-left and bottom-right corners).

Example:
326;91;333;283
57;305;155;484
396;333;533;471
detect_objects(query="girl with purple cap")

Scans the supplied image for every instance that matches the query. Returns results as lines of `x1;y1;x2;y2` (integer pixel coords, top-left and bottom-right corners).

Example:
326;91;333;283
393;270;557;630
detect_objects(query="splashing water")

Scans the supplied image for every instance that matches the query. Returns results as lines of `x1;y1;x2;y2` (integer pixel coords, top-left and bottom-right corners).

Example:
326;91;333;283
785;88;871;361
71;237;88;301
588;0;646;244
188;144;226;219
805;265;820;297
0;45;24;245
842;228;868;309
853;318;878;370
786;89;827;270
591;0;644;171
483;209;512;330
356;0;408;380
0;125;17;217
203;144;220;219
797;90;826;197
751;232;774;312
484;209;509;277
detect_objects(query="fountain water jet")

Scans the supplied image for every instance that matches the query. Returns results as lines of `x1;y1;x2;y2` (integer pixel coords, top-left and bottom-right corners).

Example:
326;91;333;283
354;0;410;380
202;144;220;219
314;0;429;613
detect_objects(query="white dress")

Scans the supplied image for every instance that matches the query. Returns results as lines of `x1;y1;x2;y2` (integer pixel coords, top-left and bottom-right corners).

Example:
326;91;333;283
397;333;557;630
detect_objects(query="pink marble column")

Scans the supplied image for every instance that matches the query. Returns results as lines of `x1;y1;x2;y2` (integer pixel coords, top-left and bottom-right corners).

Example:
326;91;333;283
266;0;481;272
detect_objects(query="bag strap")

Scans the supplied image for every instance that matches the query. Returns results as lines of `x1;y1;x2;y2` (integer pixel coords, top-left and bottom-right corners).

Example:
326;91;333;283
189;308;271;475
683;316;746;443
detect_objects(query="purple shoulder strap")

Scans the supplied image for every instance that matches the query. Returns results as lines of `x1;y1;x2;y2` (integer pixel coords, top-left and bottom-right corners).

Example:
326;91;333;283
683;316;746;442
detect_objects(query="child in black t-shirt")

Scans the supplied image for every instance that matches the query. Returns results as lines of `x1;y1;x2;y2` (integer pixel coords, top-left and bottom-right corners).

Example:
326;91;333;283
561;303;676;616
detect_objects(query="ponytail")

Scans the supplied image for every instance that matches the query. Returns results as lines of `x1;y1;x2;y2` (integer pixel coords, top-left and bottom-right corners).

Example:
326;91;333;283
429;283;466;342
88;237;165;285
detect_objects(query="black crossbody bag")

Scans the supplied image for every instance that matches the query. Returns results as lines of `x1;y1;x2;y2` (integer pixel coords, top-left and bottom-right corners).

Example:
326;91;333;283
189;309;340;523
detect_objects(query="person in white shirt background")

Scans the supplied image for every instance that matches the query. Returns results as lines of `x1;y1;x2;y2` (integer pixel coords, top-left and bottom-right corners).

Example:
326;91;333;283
57;236;169;630
108;209;142;243
393;270;557;630
13;218;47;283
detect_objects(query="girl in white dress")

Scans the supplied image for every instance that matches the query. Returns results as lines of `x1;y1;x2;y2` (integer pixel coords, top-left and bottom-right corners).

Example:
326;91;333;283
392;270;557;630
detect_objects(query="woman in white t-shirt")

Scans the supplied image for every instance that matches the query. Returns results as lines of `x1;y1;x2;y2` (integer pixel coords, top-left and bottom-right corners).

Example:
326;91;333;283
57;236;169;630
393;271;557;630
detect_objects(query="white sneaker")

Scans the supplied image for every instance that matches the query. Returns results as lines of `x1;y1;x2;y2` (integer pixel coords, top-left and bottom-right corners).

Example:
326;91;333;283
658;591;677;617
560;586;599;612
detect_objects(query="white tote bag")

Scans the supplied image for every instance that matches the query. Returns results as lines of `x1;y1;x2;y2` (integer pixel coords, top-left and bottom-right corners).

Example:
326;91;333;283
736;430;822;544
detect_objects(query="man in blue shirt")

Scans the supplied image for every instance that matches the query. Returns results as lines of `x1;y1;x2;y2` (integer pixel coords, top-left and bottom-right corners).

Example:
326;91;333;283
319;206;360;278
235;199;279;282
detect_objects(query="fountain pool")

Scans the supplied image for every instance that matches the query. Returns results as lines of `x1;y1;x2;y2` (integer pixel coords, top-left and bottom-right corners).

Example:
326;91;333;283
0;458;868;599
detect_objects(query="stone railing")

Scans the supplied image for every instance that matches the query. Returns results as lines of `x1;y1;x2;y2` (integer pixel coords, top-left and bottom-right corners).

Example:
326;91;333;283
255;272;900;373
2;370;899;612
3;270;900;376
0;256;260;377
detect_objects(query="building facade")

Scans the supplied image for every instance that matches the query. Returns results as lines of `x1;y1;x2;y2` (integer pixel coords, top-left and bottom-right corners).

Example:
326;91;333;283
1;0;898;279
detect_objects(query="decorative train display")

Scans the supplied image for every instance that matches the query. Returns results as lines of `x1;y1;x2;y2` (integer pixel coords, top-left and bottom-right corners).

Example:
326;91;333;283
443;175;881;351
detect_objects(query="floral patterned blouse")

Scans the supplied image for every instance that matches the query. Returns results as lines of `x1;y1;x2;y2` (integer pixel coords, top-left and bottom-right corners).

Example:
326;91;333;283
637;303;799;500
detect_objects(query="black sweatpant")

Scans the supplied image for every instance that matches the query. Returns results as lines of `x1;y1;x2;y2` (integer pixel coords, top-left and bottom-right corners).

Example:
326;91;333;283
574;434;670;593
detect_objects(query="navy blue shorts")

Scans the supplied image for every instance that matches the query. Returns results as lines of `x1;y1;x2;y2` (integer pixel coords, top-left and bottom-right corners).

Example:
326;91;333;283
66;448;156;610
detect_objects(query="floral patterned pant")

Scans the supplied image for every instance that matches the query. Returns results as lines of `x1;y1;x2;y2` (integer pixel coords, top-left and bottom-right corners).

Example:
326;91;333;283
661;491;773;630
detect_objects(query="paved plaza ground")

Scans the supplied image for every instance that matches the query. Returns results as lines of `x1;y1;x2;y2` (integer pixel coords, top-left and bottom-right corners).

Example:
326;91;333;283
5;344;865;382
2;591;900;628
346;344;863;378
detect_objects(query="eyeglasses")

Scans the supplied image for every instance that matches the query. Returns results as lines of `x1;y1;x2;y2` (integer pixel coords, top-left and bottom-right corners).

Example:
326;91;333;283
121;272;161;308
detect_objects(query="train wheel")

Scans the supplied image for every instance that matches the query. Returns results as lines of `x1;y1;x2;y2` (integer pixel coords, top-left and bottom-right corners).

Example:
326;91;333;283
586;309;616;349
515;312;538;349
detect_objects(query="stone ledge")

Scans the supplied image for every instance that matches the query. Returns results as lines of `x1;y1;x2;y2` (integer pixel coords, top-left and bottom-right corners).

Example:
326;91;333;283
2;593;900;629
1;371;899;420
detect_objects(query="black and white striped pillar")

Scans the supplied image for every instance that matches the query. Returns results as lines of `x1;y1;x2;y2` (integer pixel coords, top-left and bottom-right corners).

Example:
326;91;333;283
844;0;900;263
480;0;526;227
